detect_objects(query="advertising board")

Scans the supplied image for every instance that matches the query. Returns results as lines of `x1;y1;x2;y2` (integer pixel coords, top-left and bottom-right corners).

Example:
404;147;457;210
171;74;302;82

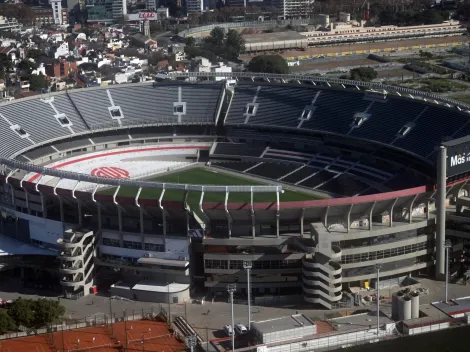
446;140;470;177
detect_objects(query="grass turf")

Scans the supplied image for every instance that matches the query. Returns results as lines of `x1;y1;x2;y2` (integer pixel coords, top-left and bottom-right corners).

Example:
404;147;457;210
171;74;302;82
100;167;319;203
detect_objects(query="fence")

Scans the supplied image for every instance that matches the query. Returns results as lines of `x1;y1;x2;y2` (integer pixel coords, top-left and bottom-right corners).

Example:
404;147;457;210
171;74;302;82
0;306;168;342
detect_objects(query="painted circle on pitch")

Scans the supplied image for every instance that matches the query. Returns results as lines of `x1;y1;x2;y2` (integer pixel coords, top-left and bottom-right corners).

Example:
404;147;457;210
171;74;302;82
91;167;130;179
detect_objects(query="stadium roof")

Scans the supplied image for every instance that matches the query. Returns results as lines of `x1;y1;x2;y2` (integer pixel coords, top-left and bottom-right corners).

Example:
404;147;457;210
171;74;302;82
0;235;57;256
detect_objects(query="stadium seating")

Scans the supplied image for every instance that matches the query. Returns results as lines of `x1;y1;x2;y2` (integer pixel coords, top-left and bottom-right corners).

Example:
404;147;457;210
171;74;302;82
0;80;465;198
212;142;266;157
225;83;470;159
282;166;318;184
246;162;297;179
317;174;370;196
211;161;257;172
67;83;223;128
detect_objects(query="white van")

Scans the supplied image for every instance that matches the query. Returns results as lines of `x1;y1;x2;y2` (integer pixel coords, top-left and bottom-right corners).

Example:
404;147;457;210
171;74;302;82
223;325;233;336
234;323;248;335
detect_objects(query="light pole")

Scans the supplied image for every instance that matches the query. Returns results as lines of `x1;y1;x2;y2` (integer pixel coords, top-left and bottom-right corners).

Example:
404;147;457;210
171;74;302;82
167;282;171;324
108;296;114;338
375;263;383;336
243;261;252;329
444;239;452;303
227;283;237;352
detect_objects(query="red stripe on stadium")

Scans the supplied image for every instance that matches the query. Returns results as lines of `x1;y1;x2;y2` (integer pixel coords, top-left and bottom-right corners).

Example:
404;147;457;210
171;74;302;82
27;145;210;182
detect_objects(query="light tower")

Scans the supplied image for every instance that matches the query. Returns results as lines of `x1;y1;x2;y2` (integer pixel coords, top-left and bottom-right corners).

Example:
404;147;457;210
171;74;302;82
49;0;63;25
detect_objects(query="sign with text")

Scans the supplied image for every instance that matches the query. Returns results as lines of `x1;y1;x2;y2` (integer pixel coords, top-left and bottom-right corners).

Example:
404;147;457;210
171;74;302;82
139;12;156;19
447;141;470;177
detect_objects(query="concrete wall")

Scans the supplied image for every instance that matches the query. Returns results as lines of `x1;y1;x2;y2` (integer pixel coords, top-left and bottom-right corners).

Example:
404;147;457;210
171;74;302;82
403;322;450;335
263;325;396;352
110;286;190;303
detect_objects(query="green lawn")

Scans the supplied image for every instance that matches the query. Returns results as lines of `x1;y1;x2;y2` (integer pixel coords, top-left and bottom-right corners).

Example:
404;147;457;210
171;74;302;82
100;167;319;204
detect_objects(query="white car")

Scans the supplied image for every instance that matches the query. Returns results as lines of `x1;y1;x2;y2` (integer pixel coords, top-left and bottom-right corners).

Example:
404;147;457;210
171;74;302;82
223;324;233;336
234;323;248;335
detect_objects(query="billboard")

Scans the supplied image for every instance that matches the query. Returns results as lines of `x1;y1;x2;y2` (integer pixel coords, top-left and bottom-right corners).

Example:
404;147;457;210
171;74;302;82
139;12;156;19
446;141;470;177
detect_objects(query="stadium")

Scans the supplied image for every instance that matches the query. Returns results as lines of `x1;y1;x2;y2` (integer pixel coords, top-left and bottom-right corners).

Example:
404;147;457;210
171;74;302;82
0;72;469;310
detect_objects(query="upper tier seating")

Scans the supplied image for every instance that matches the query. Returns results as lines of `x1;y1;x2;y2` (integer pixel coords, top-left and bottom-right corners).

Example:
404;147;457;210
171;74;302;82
225;83;470;159
67;83;222;128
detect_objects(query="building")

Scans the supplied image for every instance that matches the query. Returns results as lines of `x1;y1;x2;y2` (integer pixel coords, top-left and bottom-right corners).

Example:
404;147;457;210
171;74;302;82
33;7;69;26
190;57;232;79
49;0;63;25
45;59;78;78
131;33;157;49
249;313;395;351
147;0;157;11
0;16;20;31
301;18;465;45
271;0;311;18
186;0;203;15
85;0;127;23
242;31;308;52
0;74;468;305
50;42;70;59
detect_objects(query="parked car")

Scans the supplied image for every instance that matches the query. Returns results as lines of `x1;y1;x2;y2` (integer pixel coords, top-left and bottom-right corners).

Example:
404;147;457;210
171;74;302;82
223;325;234;336
234;323;248;335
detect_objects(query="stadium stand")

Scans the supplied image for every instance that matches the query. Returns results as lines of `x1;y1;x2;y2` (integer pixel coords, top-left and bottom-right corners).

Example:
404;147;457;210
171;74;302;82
212;161;258;172
68;83;223;127
53;139;92;151
0;99;74;144
246;162;298;179
212;142;265;157
23;146;57;160
0;76;465;311
317;174;370;196
298;170;337;189
282;166;317;184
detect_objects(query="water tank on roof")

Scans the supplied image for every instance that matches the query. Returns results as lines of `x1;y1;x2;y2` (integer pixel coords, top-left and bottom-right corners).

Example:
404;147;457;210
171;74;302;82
411;292;420;319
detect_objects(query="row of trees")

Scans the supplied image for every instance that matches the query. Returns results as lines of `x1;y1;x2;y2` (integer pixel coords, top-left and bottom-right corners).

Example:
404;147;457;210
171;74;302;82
377;9;450;26
188;6;281;26
0;298;66;334
185;27;245;62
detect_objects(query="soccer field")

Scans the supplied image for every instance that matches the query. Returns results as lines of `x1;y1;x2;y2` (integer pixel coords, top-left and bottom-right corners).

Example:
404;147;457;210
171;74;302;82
100;167;319;203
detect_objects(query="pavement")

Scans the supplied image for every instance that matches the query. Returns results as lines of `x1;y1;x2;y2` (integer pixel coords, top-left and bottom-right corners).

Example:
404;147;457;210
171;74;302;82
0;276;469;341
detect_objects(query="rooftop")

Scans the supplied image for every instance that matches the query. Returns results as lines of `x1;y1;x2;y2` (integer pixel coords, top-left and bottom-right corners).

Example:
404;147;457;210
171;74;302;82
433;296;470;316
328;311;394;332
252;314;315;335
0;235;56;256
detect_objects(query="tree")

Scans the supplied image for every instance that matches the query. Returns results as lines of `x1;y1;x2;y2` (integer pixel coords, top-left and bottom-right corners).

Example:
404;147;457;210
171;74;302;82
248;55;289;74
185;36;196;47
7;298;65;329
226;29;245;59
209;27;225;47
419;50;433;59
32;299;65;329
29;73;49;92
349;67;377;82
0;309;16;334
98;64;112;77
8;298;34;328
0;53;11;79
27;49;46;60
18;59;36;76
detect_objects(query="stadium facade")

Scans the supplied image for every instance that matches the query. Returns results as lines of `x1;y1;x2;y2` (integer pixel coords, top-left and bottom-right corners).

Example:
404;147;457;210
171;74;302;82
0;73;469;309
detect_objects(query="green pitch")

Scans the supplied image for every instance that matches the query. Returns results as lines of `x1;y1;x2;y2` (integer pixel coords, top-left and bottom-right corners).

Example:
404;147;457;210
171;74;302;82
100;167;320;204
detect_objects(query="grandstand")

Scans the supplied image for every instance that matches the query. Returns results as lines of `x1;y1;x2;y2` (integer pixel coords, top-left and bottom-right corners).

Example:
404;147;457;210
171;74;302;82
0;73;469;309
